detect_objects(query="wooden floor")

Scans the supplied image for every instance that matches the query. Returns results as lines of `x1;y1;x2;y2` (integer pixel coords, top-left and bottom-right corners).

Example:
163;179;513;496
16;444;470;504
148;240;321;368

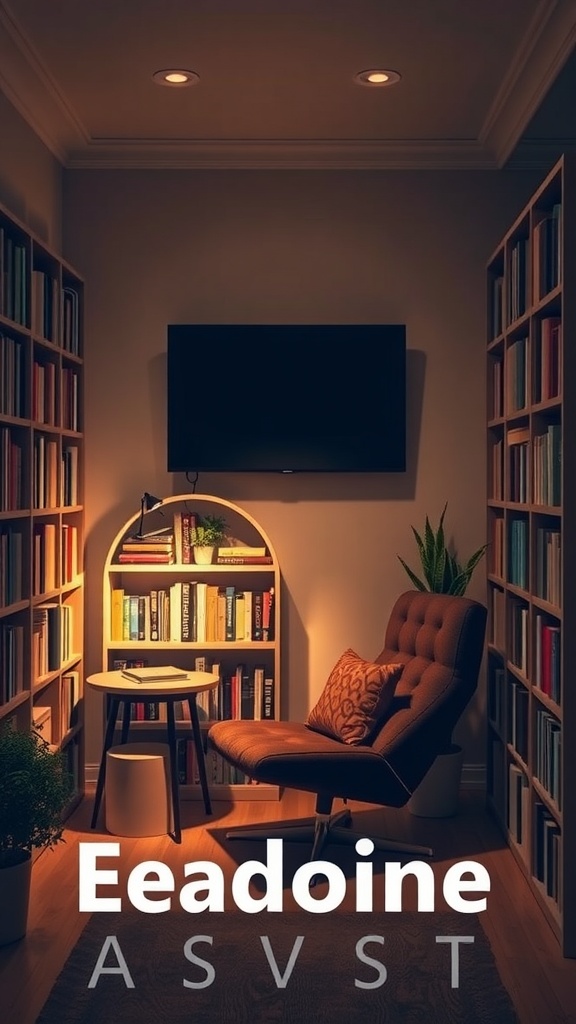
1;787;576;1024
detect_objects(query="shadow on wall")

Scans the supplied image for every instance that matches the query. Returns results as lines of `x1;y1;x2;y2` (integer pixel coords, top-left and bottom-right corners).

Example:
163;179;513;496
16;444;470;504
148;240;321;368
0;174;51;245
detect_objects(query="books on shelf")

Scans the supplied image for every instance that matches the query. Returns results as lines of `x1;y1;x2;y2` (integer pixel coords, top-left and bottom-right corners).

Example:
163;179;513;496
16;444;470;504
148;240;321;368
110;584;275;643
120;665;189;683
486;156;571;950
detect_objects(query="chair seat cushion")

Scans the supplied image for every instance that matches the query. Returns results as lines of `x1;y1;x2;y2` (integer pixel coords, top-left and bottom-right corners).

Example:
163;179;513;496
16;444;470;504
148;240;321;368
305;649;403;744
207;720;404;804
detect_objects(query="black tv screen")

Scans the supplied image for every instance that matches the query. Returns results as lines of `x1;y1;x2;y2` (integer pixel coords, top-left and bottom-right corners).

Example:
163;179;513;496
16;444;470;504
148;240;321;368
167;324;406;473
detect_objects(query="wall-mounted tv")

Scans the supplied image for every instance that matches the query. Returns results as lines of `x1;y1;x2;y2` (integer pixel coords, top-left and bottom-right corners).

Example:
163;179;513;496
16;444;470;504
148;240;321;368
167;324;406;473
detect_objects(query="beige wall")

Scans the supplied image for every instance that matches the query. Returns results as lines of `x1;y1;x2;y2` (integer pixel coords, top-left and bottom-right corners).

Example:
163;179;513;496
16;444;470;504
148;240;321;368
63;167;540;767
0;90;62;247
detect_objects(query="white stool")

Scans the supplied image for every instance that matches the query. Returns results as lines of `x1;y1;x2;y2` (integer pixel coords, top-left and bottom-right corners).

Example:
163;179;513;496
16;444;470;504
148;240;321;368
105;742;173;837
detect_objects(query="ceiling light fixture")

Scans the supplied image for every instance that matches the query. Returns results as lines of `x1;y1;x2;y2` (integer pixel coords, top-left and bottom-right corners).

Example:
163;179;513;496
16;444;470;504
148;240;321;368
354;69;401;87
153;69;199;87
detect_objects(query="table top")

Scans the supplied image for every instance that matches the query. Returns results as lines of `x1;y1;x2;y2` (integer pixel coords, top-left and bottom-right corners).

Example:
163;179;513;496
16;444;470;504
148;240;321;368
86;669;220;698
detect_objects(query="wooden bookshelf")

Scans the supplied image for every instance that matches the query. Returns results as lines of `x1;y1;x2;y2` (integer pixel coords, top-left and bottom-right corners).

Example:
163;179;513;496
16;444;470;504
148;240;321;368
102;493;281;801
0;200;84;811
486;154;575;956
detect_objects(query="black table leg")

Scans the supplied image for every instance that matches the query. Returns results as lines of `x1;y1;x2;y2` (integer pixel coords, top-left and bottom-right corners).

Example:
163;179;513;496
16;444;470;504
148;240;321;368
166;700;182;844
91;697;120;829
189;696;212;815
121;702;131;743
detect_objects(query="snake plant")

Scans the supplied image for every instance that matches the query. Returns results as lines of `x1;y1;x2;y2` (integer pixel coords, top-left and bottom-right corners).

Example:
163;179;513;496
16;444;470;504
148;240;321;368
398;503;487;596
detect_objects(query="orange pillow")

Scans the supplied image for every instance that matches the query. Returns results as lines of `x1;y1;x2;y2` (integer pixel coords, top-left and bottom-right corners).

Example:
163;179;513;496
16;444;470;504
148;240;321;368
305;648;402;745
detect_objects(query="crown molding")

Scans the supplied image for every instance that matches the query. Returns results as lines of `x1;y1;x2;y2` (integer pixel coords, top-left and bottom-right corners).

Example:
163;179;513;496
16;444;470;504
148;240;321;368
0;0;572;172
65;138;497;171
481;0;576;167
0;1;88;163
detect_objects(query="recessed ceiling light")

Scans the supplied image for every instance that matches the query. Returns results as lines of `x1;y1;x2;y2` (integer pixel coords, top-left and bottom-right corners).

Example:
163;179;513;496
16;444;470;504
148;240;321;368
153;69;199;87
354;69;401;87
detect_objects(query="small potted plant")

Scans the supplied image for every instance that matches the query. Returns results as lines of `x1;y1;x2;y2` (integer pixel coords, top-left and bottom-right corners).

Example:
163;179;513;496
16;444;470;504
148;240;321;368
0;725;74;945
191;513;227;564
398;502;487;596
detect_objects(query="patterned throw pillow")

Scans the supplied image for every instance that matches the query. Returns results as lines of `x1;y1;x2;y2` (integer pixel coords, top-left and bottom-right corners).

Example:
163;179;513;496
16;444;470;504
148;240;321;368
305;648;403;745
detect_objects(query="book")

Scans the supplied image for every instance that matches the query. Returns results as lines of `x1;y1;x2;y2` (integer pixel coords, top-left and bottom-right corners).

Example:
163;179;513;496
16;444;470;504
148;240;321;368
122;534;174;552
218;546;267;557
181;513;194;564
181;581;191;642
262;587;274;641
150;589;159;641
173;511;183;563
170;581;183;641
216;555;273;565
225;586;236;641
252;591;263;641
120;665;189;683
117;552;175;564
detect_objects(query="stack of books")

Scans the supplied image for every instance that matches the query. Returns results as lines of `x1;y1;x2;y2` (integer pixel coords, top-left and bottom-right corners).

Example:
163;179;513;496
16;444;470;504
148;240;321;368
118;532;175;564
216;545;272;565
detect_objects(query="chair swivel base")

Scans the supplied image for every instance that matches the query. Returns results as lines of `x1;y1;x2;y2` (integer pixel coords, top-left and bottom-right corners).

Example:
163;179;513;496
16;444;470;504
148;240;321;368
226;809;433;861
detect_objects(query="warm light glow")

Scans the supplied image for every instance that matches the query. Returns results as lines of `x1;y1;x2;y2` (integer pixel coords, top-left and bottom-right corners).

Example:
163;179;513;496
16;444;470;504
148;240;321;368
354;69;401;87
153;69;199;87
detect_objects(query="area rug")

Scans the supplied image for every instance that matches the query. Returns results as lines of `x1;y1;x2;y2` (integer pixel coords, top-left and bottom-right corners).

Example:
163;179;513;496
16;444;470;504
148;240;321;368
35;909;518;1023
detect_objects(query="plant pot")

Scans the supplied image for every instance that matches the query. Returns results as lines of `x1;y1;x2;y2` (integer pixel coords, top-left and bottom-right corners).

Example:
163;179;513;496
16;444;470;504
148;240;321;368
0;850;32;945
193;545;214;565
407;743;464;818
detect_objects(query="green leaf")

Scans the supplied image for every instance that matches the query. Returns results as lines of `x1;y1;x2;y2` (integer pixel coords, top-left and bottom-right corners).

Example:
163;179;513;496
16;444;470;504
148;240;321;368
424;515;436;567
397;556;427;591
465;545;488;574
411;526;425;561
432;546;447;592
448;569;472;595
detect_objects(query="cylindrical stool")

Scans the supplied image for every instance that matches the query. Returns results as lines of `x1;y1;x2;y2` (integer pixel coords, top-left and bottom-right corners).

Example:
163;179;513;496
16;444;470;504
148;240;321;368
105;743;173;837
407;744;464;818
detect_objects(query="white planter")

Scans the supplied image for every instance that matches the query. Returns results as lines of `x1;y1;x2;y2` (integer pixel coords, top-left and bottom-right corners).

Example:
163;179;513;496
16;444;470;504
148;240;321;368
0;851;32;945
193;545;214;565
407;744;464;818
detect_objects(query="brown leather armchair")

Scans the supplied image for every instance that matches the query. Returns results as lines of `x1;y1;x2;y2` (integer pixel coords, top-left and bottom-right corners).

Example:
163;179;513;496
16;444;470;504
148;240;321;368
208;590;487;860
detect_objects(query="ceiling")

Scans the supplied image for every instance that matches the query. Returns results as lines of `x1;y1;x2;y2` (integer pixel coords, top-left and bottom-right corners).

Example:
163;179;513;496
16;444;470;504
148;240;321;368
1;0;576;170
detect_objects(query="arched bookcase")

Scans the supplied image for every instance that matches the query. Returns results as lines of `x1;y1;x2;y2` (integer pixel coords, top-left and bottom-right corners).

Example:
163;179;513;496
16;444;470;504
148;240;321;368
102;494;280;800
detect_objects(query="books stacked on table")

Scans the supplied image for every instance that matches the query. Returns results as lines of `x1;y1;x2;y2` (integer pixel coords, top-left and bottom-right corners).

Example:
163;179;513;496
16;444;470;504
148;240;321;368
120;664;189;683
118;531;175;564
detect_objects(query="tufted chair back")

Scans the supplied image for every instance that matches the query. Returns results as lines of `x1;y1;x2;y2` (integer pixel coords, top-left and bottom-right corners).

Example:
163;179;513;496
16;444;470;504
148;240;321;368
369;590;487;795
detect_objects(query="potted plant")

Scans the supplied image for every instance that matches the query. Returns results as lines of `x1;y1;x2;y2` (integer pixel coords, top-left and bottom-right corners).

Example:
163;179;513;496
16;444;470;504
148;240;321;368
398;502;487;596
0;725;74;945
191;513;227;564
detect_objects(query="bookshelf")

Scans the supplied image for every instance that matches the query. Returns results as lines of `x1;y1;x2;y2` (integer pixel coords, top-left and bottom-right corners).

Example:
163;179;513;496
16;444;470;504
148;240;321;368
0;199;84;811
486;154;575;956
102;493;281;801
